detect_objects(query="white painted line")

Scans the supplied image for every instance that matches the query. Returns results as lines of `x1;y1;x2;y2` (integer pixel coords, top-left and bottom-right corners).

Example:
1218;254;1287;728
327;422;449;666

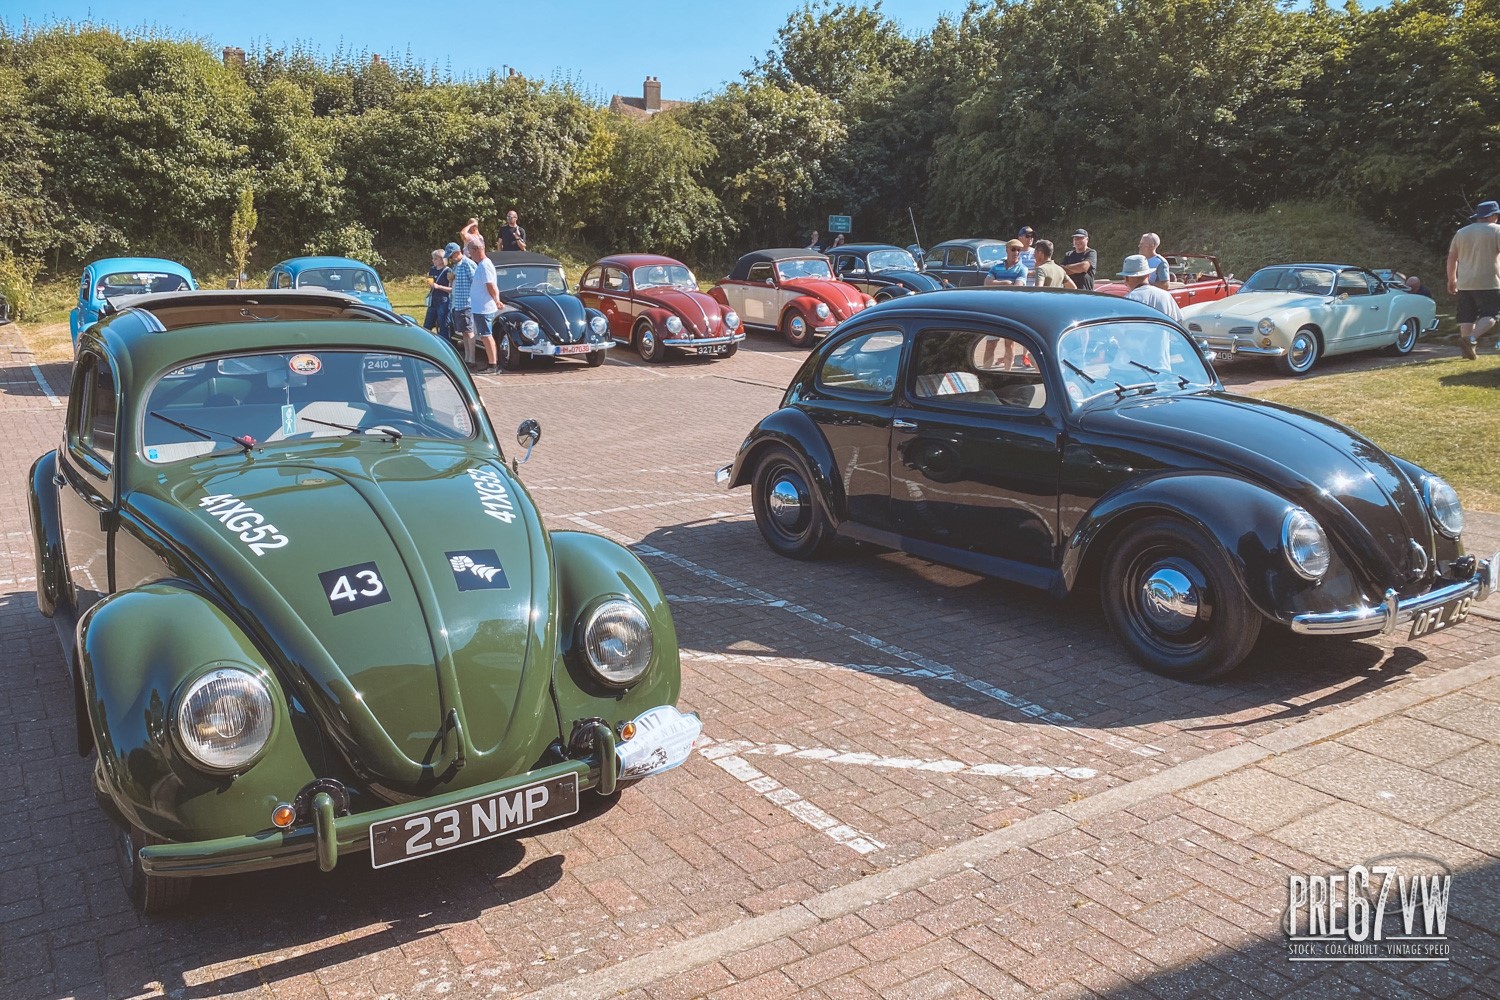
696;737;884;855
29;364;60;407
707;738;1097;780
605;355;670;378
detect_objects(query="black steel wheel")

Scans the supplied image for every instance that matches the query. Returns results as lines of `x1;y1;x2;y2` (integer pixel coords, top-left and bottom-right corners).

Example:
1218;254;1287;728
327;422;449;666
116;823;193;915
498;331;526;370
1275;326;1321;376
751;446;831;559
781;308;814;348
1386;318;1420;356
635;320;666;363
1100;516;1260;681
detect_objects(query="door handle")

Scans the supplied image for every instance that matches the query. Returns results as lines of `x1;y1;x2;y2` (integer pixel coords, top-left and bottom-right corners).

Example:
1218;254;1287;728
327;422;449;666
1369;305;1381;310
52;473;66;487
893;418;917;431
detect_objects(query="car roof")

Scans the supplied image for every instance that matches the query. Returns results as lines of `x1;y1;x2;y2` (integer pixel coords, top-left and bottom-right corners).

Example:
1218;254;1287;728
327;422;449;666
727;248;828;280
84;257;195;277
592;254;689;269
930;238;1006;251
859;288;1177;343
273;256;381;272
827;244;908;254
1252;262;1362;270
488;251;562;267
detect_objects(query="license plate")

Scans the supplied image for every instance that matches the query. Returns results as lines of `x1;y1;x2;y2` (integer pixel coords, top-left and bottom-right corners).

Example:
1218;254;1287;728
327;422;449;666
369;773;578;869
617;705;702;779
696;345;725;356
558;344;590;355
1409;595;1473;640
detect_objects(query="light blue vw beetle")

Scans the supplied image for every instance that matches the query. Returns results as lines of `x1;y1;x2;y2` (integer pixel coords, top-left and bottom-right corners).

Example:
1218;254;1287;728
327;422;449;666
267;257;392;310
70;257;197;351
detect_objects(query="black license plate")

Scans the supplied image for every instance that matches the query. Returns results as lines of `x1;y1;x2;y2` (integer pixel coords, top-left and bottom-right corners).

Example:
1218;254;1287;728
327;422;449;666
696;345;725;356
369;773;578;869
1408;595;1473;640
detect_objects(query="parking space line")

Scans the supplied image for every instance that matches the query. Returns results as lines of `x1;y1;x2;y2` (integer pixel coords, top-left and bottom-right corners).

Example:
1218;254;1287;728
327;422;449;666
709;738;1098;780
29;364;61;406
605;355;670;378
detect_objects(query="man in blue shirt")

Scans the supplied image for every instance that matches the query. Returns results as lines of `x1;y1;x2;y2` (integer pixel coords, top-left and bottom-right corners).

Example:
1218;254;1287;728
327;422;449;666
449;242;478;366
1139;233;1170;286
984;240;1029;285
1016;226;1038;285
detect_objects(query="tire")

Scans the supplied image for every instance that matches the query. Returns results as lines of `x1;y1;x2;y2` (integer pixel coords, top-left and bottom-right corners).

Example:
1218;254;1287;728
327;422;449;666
635;320;666;363
781;308;814;348
1100;516;1261;682
1275;326;1320;376
720;340;739;359
116;823;193;915
498;331;526;371
1386;318;1419;356
585;347;606;367
751;446;832;559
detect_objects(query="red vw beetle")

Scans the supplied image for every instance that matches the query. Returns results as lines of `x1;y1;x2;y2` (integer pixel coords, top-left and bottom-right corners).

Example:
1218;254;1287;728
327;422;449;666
576;254;744;362
1094;252;1241;307
712;249;874;347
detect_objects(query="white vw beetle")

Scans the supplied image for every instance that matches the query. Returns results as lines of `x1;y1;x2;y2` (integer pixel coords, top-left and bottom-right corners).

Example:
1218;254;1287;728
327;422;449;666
1181;263;1438;376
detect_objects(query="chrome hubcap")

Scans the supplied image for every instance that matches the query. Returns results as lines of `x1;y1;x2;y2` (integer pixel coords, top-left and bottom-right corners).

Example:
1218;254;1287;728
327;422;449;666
767;476;807;529
641;330;654;352
1290;334;1314;368
790;317;806;336
1140;566;1200;634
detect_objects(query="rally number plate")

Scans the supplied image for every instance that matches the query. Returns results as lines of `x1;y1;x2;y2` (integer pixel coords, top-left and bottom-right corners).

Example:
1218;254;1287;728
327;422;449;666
1409;595;1472;640
557;344;591;355
369;773;578;869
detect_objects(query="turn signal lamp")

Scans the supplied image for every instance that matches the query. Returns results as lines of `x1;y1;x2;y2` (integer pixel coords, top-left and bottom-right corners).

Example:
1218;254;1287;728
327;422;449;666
272;803;297;829
618;721;637;742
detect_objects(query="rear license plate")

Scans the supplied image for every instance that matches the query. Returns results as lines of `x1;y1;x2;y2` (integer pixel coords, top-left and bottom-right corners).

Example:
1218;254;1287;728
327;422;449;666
558;344;590;355
369;773;578;869
696;345;725;356
1409;595;1473;640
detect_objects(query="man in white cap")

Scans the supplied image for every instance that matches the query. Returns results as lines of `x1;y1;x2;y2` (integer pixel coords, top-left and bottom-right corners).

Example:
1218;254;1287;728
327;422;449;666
1118;254;1183;323
1447;199;1500;359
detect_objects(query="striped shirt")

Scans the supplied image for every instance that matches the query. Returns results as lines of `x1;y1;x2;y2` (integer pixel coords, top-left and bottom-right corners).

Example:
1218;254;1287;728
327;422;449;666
450;257;477;313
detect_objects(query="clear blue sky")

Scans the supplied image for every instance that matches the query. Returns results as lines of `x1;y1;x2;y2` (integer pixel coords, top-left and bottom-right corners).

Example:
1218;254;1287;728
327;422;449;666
0;0;961;102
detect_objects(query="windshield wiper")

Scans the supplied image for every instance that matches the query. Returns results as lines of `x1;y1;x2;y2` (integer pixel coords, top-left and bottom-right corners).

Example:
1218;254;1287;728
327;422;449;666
301;416;402;442
1113;382;1159;398
1062;360;1095;384
1128;359;1162;375
149;411;256;453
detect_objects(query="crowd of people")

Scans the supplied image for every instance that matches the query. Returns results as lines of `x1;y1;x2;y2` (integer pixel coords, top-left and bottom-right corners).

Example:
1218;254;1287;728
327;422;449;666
421;211;529;375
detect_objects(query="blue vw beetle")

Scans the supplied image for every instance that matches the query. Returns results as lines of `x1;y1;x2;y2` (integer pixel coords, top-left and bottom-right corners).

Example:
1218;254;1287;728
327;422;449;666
267;257;392;310
70;257;197;350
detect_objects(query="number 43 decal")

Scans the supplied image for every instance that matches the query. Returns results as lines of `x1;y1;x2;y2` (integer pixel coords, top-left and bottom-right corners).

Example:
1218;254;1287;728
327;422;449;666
318;562;392;616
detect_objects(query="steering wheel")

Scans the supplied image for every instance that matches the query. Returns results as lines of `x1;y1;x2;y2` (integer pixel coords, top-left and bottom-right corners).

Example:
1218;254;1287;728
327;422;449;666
514;282;551;293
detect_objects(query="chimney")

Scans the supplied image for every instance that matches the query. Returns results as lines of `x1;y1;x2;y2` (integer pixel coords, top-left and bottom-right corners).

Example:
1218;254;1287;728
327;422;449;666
370;53;384;66
221;46;246;69
643;76;661;113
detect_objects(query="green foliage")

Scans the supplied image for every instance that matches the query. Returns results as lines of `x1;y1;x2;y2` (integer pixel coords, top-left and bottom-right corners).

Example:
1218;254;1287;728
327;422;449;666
0;250;44;321
228;188;257;280
302;223;386;270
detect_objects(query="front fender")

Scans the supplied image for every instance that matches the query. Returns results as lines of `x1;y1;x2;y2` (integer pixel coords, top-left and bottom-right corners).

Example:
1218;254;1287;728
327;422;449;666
725;408;844;523
69;308;82;343
785;294;832;324
638;306;685;336
28;451;64;619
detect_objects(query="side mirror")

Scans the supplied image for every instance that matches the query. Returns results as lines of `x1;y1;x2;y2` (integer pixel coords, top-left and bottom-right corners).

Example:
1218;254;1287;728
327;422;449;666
515;418;541;465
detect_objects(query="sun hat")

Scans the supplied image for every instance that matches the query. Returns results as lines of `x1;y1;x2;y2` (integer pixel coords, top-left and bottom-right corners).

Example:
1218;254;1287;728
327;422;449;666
1118;254;1153;278
1472;200;1500;220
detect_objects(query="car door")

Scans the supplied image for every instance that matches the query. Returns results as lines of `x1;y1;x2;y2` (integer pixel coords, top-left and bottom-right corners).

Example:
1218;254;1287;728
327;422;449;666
585;266;633;340
1323;269;1377;353
944;246;984;287
58;349;121;619
832;252;877;297
1347;269;1392;345
735;262;778;329
891;325;1061;570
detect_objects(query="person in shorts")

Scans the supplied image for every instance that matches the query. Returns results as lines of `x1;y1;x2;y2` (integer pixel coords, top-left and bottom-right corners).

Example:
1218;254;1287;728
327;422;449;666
1447;200;1500;359
449;242;477;363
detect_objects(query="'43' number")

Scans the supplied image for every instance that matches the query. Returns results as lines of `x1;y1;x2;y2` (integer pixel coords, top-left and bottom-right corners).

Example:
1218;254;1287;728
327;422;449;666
329;569;384;603
317;561;392;616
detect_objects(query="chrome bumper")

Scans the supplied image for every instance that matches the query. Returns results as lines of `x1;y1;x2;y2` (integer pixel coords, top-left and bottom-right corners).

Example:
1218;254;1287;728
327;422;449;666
1426;316;1441;332
520;342;609;355
663;333;745;348
1192;333;1286;357
1290;552;1500;636
715;463;732;488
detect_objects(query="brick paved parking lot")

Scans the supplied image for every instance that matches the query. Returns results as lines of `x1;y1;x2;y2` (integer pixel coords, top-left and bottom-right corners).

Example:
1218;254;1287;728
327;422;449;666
2;328;1498;999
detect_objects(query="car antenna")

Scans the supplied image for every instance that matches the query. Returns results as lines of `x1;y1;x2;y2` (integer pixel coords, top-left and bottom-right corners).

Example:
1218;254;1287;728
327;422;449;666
908;207;922;251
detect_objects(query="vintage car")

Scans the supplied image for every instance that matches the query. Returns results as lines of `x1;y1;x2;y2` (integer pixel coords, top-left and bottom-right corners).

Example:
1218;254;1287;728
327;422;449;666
1181;263;1439;375
29;289;698;912
1094;253;1242;307
711;249;874;347
468;251;611;369
267;256;392;310
917;238;1010;288
70;257;197;350
716;290;1497;681
827;243;944;301
576;254;744;362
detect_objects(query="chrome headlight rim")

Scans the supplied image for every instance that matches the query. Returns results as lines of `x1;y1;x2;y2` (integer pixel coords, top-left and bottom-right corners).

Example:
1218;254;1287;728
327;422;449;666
519;319;541;341
1282;507;1332;581
588;314;608;337
724;310;740;330
172;664;277;773
1256;317;1275;336
578;597;655;689
664;315;684;335
1423;476;1464;538
814;302;832;320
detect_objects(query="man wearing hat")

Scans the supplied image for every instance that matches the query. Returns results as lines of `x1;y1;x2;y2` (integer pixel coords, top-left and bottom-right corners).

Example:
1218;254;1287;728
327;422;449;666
1117;254;1184;323
1016;226;1038;285
1062;230;1097;290
984;240;1030;286
1447;200;1500;359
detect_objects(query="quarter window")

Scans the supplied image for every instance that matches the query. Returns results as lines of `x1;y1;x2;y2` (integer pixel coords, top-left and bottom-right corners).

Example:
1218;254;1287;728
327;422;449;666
817;330;903;397
70;353;118;473
579;267;601;290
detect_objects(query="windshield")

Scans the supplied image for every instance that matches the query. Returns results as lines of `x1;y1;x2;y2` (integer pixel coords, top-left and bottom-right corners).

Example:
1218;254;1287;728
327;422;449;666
141;349;474;463
867;250;918;273
495;264;566;294
294;267;384;295
976;245;1006;266
1167;256;1219;283
99;272;191;299
1241;266;1336;296
632;264;698;290
1057;321;1215;408
776;258;832;281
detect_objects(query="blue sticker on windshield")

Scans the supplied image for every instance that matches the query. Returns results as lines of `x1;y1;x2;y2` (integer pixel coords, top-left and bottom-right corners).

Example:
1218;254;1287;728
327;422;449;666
281;404;297;437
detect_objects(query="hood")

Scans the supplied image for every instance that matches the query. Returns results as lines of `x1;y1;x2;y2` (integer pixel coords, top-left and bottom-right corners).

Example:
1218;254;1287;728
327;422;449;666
1078;392;1436;589
782;277;869;318
880;269;942;292
506;291;588;342
133;448;555;794
1181;290;1326;320
639;287;725;336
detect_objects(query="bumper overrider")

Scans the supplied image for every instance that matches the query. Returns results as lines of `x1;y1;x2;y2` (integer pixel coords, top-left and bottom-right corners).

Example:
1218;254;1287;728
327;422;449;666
138;705;700;878
662;332;746;348
1291;552;1500;636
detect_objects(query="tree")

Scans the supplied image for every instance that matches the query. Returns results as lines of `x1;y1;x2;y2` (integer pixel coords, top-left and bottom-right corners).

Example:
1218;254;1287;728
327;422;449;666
228;187;257;284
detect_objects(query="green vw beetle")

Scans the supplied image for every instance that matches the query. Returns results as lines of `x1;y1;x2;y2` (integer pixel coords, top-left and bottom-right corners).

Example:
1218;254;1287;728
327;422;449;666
28;289;700;913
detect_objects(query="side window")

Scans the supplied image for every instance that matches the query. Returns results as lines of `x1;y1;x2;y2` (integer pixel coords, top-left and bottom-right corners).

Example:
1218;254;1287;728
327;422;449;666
925;249;946;269
603;267;630;292
747;263;775;285
910;330;1046;410
579;267;601;290
274;270;293;289
70;353;118;472
79;272;92;302
1337;270;1369;296
817;329;904;397
947;247;976;269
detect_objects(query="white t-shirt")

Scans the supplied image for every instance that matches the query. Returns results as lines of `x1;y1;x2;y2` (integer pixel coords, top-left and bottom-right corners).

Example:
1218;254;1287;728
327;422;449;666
1018;247;1037;286
1126;283;1184;323
471;257;499;315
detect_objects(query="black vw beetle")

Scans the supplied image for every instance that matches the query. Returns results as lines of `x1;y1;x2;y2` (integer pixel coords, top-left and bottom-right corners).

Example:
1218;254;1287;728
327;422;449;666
828;244;943;301
465;252;611;369
717;290;1498;681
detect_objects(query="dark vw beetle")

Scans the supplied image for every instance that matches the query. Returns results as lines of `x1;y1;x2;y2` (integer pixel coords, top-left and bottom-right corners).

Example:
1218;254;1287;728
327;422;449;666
479;251;611;369
827;244;943;301
718;290;1498;681
29;290;697;912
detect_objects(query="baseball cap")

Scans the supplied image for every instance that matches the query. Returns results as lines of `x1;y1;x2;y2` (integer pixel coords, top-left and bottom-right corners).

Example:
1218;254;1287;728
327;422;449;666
444;242;461;254
1118;254;1152;278
1005;239;1024;250
1070;229;1089;239
1017;226;1035;237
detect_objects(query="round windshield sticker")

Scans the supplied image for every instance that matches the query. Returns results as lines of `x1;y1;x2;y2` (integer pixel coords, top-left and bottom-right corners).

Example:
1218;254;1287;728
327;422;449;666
289;354;322;375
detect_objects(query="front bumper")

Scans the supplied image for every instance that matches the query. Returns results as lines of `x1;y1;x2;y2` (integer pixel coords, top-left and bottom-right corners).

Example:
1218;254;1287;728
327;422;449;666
662;332;745;348
1290;551;1500;636
520;340;609;355
1191;331;1286;357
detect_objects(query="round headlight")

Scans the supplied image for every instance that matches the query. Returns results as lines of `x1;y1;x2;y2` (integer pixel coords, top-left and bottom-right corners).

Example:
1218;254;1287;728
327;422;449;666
520;319;540;340
1282;508;1331;581
724;310;740;330
581;599;654;687
1424;476;1464;538
1256;317;1275;335
589;315;608;336
814;303;832;320
175;668;274;771
664;315;683;334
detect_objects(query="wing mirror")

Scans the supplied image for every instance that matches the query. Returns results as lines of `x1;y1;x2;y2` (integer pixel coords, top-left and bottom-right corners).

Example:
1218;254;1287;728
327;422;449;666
515;418;541;464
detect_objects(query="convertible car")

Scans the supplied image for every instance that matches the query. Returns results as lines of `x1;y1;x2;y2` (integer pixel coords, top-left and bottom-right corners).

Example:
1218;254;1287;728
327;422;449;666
268;256;392;310
70;257;197;350
711;249;873;347
576;254;743;361
29;289;697;912
717;290;1496;681
1181;263;1438;375
476;251;611;369
827;243;943;301
1094;253;1241;307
